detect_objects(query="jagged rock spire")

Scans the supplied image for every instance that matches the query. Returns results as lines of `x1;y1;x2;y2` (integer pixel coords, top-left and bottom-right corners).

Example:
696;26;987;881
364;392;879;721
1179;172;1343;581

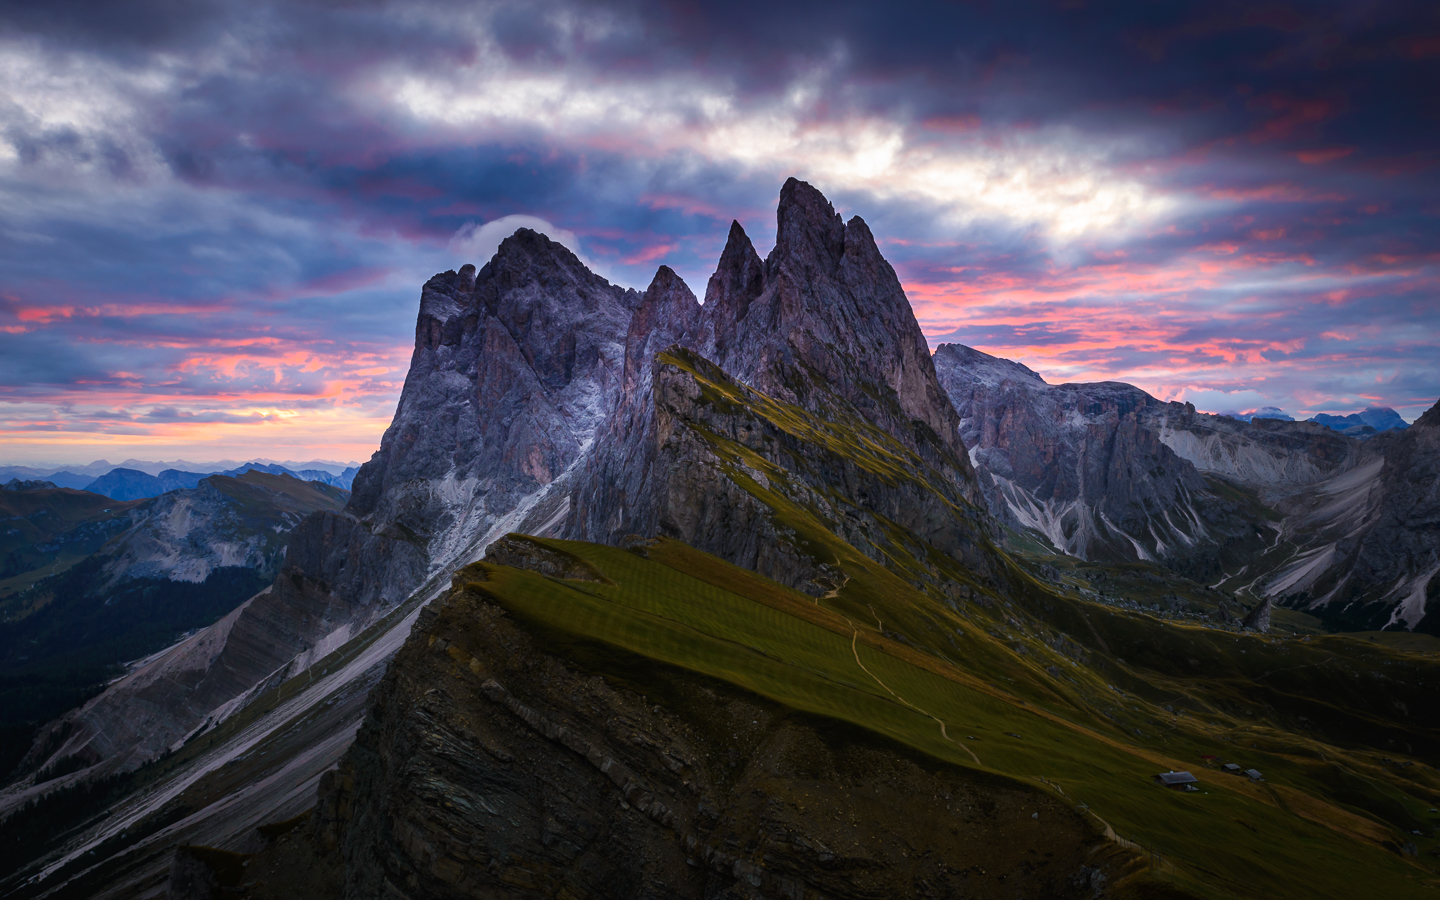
772;176;847;275
699;221;765;356
626;265;701;391
699;177;976;495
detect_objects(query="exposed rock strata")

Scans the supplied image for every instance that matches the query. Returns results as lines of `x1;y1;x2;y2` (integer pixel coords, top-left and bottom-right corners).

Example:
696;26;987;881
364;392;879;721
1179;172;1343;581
571;180;990;588
936;343;1440;630
1358;400;1440;626
350;231;638;541
1150;405;1362;493
622;350;997;593
568;265;702;544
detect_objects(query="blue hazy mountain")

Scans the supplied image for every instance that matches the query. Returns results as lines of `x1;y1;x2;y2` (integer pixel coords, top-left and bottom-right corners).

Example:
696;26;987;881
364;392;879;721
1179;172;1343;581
1309;406;1408;437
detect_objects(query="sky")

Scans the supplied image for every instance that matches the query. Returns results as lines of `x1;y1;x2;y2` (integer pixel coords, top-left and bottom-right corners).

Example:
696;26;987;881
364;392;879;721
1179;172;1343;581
2;0;1437;466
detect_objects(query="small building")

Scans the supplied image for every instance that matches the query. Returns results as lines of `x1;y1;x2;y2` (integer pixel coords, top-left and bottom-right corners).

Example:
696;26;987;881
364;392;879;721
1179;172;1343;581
1155;771;1199;791
1245;769;1263;781
1222;763;1242;774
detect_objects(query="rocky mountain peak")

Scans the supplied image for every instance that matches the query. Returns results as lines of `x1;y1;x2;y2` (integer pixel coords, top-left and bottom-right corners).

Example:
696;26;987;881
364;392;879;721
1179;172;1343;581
487;228;590;287
626;265;701;390
935;343;1048;390
700;220;765;351
771;176;847;275
698;179;972;482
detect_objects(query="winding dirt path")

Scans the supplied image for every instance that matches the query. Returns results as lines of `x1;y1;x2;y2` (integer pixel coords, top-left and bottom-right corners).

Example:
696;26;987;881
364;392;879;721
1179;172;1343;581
841;615;982;766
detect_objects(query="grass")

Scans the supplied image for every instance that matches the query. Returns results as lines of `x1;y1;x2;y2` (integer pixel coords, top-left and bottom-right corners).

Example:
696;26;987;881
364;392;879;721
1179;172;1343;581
0;489;146;614
465;535;1440;900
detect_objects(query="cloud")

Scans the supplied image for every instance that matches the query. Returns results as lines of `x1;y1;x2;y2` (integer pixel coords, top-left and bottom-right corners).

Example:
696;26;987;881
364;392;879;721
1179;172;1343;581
449;214;582;269
0;0;1437;462
1166;388;1281;418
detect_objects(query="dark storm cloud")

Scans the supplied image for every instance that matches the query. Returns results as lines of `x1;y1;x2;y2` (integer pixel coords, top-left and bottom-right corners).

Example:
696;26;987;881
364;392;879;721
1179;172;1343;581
0;0;1436;460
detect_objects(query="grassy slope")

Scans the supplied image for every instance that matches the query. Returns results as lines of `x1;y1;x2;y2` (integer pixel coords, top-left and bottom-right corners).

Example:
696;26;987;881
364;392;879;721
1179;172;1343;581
0;490;146;611
462;353;1440;900
471;537;1440;900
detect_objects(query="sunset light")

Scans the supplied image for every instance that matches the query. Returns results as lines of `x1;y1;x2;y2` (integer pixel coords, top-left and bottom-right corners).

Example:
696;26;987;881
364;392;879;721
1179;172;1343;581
2;2;1435;464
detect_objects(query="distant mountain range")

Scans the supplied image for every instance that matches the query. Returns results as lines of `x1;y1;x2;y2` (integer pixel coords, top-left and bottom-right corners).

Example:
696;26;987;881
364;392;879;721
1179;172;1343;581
1217;404;1408;435
1309;406;1409;436
1222;405;1294;422
0;459;362;499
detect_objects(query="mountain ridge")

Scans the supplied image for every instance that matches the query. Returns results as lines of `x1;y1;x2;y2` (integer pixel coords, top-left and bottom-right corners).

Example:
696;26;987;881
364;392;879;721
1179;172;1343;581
935;341;1440;632
7;181;1440;900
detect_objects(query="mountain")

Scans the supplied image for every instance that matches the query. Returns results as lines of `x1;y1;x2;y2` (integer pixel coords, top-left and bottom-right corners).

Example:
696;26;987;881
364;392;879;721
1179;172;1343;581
1310;407;1408;437
0;472;348;781
0;484;146;609
0;460;364;490
0;471;96;490
220;462;357;490
7;182;1440;900
1247;399;1440;630
0;180;1002;892
569;181;991;589
0;463;121;482
5;229;645;795
933;343;1440;634
82;464;357;501
933;343;1282;576
1224;406;1294;422
82;467;211;501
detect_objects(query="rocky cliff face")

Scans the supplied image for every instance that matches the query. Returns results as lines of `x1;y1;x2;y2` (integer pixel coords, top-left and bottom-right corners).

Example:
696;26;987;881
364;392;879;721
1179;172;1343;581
934;343;1265;569
570;180;990;586
1255;399;1440;629
611;349;997;593
348;231;639;565
1148;404;1363;493
310;575;1124;900
567;265;702;545
935;343;1440;631
1359;401;1440;624
701;181;975;495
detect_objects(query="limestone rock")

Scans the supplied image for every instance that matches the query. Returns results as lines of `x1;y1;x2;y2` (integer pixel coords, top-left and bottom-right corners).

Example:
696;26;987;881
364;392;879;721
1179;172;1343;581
569;180;992;588
567;265;702;544
1280;397;1440;629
